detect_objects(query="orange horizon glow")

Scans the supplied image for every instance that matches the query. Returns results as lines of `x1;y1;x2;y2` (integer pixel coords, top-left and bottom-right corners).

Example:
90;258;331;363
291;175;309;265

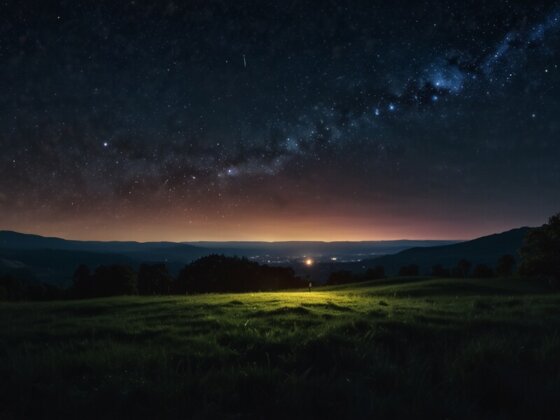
0;211;534;243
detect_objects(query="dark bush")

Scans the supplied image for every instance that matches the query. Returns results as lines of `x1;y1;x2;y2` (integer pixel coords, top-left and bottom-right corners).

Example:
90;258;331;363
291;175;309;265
365;266;385;280
327;270;355;285
72;264;93;298
519;213;560;285
92;265;137;297
472;264;494;278
399;264;419;276
138;263;172;295
0;274;62;301
0;275;26;301
431;264;450;277
496;254;516;277
454;259;472;278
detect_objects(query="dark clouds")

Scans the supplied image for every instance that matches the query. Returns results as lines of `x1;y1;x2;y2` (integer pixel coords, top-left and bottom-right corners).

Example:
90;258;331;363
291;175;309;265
1;0;560;239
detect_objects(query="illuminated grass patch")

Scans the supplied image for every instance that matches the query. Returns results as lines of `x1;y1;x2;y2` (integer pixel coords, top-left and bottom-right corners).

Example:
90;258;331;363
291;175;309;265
1;277;559;419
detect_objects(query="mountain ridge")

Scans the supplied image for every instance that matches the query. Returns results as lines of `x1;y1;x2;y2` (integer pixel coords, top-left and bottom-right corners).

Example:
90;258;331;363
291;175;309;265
322;227;532;276
0;228;532;285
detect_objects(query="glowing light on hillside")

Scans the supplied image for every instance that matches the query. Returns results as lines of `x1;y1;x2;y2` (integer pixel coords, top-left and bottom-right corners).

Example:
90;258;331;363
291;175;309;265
304;258;314;266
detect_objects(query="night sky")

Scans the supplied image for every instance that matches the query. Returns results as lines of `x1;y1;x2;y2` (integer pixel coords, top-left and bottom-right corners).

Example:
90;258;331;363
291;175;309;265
2;0;560;241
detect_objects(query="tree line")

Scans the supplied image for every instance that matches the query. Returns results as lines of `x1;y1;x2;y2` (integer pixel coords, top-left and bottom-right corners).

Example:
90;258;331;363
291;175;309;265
1;212;559;300
429;254;516;278
0;255;304;301
327;212;560;286
326;255;516;286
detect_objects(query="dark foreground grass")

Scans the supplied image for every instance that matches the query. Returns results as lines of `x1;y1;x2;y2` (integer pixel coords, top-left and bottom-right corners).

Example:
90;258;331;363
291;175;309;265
2;277;560;419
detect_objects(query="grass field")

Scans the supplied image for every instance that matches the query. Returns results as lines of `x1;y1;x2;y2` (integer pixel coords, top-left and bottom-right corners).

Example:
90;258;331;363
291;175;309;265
2;277;560;419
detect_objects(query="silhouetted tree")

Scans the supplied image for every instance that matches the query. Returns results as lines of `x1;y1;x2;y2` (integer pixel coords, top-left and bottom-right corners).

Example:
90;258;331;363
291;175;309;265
431;264;450;277
0;274;61;301
519;213;560;285
73;264;93;298
138;263;172;295
454;259;472;278
0;275;25;301
399;264;419;276
175;255;303;294
327;270;354;285
472;264;494;278
0;280;5;301
365;266;385;280
26;282;61;301
496;254;516;277
92;265;137;297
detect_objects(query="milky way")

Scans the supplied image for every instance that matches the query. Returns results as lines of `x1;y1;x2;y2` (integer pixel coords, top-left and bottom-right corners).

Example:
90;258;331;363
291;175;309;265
1;0;560;240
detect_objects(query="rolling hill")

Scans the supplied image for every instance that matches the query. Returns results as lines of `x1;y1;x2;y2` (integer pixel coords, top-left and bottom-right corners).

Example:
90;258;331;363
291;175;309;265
0;227;532;285
323;227;531;276
0;230;459;286
0;248;137;287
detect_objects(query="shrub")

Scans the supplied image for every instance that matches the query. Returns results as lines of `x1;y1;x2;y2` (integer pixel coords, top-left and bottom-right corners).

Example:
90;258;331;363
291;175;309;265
365;266;385;280
327;270;355;285
92;265;137;296
138;263;172;295
431;264;450;277
472;264;494;278
399;264;419;276
496;254;516;277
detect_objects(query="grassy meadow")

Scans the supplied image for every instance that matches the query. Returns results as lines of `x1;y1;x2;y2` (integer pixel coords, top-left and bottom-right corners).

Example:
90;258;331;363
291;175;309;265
2;277;560;419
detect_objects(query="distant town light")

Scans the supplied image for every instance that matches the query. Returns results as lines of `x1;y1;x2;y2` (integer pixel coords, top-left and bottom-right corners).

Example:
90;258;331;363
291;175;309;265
304;258;314;266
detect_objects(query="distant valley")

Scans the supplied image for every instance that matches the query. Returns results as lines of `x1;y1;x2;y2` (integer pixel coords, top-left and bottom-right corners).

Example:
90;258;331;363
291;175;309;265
0;228;531;286
0;230;458;286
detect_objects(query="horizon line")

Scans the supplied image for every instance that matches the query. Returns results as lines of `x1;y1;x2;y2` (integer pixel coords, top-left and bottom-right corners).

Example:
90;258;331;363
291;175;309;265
0;226;533;244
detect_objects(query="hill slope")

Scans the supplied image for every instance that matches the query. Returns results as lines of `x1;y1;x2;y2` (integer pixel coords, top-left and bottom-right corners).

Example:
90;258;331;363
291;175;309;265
0;230;208;255
0;248;137;287
0;230;461;285
0;232;221;286
322;227;531;276
369;227;530;274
